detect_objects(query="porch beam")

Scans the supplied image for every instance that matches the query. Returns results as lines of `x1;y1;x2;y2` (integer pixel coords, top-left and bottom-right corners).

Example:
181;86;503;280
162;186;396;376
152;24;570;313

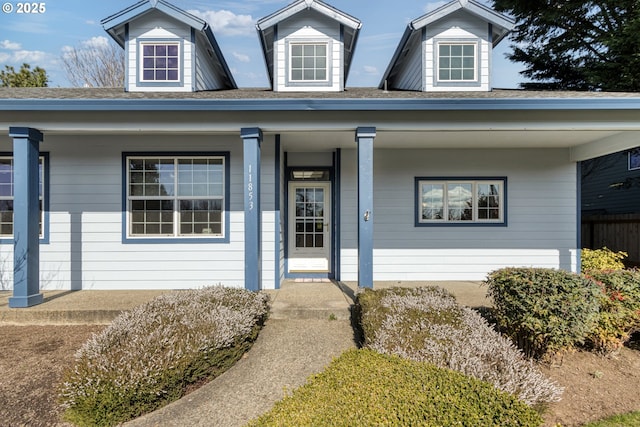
570;131;640;162
9;127;43;308
241;127;262;291
356;127;376;288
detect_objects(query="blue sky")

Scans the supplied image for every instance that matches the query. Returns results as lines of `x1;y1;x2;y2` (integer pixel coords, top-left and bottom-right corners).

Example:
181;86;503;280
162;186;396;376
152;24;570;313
0;0;526;88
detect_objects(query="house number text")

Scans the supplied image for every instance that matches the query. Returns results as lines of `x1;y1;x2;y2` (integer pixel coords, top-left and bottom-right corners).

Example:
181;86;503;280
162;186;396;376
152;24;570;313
247;164;254;211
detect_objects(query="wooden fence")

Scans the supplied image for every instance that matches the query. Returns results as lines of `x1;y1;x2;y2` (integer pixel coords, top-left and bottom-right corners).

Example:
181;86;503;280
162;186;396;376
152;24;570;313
582;214;640;265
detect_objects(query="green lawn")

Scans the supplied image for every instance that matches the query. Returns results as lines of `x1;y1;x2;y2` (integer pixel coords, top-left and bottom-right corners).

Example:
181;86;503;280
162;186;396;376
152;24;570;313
583;411;640;426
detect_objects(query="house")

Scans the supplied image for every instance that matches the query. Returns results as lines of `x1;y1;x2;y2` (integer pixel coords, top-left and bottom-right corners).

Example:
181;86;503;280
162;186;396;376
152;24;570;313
581;149;640;265
2;0;640;307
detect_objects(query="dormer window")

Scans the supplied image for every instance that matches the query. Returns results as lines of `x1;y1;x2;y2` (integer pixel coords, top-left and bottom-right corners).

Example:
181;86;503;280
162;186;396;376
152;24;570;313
437;43;477;82
140;41;181;82
290;43;328;82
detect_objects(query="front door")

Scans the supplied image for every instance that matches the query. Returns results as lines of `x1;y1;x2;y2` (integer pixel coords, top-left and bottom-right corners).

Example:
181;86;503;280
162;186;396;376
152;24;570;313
288;182;331;273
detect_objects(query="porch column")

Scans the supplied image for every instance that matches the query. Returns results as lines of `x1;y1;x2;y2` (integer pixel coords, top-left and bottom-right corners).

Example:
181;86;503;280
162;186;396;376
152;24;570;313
356;127;376;288
9;127;43;308
241;128;262;291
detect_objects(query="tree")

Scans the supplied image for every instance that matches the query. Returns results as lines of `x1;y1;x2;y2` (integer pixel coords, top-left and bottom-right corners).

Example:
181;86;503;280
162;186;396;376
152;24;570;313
0;63;49;87
61;41;124;88
492;0;640;91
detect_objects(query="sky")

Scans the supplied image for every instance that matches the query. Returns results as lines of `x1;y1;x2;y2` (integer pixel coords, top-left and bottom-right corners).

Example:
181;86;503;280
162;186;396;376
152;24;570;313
0;0;526;88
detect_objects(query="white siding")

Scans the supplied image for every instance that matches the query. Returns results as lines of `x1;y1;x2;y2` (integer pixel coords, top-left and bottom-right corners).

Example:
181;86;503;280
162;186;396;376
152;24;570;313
274;11;343;92
126;11;193;92
340;148;578;281
0;134;251;290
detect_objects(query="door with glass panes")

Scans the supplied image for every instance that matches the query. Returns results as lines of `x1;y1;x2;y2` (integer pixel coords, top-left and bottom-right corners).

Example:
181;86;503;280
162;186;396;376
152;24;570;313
288;182;331;272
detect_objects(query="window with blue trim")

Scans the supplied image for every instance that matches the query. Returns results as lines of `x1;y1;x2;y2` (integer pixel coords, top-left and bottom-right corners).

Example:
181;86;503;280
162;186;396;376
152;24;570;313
126;156;226;238
0;156;45;237
417;178;505;225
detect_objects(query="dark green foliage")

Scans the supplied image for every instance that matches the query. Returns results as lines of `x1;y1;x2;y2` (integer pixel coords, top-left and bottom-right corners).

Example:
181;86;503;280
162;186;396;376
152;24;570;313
247;349;543;427
492;1;640;91
485;268;601;358
584;269;640;352
0;63;48;87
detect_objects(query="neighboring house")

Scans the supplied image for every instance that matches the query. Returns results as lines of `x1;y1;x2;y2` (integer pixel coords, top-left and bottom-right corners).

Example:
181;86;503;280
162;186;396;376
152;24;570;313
581;149;640;265
2;0;640;307
582;149;640;215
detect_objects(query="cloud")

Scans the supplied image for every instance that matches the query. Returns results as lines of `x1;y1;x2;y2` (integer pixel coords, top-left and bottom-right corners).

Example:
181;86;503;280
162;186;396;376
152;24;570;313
1;40;22;50
12;50;49;63
81;36;110;49
188;9;255;36
424;1;449;12
363;65;378;74
233;52;250;62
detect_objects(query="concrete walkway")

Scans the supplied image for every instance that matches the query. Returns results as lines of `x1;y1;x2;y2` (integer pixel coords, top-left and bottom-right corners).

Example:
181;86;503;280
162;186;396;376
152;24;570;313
0;280;488;426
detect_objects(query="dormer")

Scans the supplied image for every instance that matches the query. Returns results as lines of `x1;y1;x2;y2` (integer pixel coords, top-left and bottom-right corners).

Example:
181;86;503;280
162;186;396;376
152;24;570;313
381;0;514;92
256;0;361;92
101;0;236;92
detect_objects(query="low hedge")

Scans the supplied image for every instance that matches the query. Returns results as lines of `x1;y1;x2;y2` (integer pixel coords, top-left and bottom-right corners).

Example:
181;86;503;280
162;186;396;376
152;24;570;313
247;348;543;427
357;286;562;406
485;268;601;358
585;269;640;352
58;287;269;427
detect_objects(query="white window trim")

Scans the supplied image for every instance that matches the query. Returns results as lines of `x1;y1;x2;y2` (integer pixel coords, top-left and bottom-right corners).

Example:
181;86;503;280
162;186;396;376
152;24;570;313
137;39;183;86
285;39;333;87
126;155;226;239
433;39;481;88
417;178;506;225
628;149;640;171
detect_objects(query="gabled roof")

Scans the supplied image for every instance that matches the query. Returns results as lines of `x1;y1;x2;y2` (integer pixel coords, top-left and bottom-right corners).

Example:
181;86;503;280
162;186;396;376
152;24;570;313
380;0;514;89
256;0;362;87
101;0;237;89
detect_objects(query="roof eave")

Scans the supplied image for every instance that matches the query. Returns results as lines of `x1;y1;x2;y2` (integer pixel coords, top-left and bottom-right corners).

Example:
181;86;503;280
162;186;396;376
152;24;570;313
411;0;514;33
256;0;361;31
101;0;207;34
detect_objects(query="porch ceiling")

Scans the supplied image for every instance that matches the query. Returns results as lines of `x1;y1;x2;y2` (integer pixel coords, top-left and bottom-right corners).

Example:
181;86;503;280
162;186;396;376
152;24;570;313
1;105;638;161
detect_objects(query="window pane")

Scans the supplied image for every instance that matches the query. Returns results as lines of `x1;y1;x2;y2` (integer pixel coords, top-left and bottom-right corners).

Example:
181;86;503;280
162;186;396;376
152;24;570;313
292;45;302;56
448;183;473;221
463;70;474;80
421;183;444;220
304;45;315;56
463;44;475;56
439;45;450;56
451;45;463;56
167;45;179;56
303;70;315;80
292;70;303;80
316;69;327;80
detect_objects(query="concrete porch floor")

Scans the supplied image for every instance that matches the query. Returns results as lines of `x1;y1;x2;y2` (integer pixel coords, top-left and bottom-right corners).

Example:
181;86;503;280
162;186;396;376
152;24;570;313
0;281;489;325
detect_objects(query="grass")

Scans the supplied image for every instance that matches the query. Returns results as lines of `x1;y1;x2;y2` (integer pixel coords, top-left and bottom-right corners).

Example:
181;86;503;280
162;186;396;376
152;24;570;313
582;411;640;426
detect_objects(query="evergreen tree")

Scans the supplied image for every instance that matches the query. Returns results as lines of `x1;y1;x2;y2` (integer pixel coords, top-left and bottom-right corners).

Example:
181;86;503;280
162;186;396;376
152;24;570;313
492;0;640;91
0;63;49;87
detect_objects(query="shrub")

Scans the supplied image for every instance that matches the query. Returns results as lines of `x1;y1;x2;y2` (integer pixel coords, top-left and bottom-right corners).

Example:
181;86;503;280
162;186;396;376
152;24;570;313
584;269;640;352
485;268;601;358
59;286;269;427
247;348;543;427
581;247;627;272
357;286;562;406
